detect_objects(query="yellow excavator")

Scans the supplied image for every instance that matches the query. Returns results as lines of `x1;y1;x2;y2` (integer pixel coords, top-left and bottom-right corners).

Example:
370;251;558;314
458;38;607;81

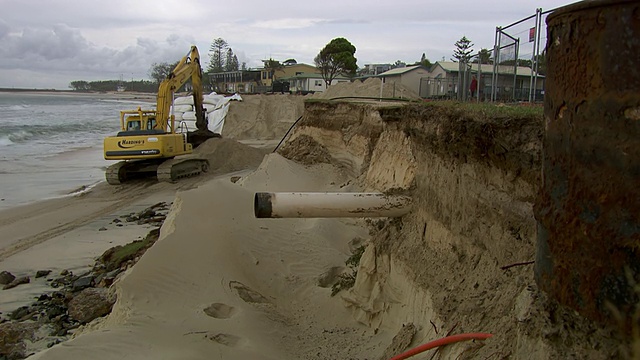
103;46;217;185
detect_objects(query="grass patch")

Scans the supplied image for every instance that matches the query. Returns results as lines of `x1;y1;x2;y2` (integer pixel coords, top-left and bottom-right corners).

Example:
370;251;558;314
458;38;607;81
331;245;366;296
416;100;544;120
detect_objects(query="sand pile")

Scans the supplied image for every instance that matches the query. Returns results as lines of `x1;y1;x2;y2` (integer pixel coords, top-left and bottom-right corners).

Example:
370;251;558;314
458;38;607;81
222;94;305;140
313;77;420;100
193;138;270;176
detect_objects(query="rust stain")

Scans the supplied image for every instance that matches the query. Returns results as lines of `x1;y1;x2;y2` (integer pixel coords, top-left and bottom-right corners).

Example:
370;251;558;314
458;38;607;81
535;0;640;326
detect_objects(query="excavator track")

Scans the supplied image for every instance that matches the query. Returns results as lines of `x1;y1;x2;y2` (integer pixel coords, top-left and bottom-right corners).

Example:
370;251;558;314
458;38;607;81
156;157;210;183
105;161;129;185
105;159;165;185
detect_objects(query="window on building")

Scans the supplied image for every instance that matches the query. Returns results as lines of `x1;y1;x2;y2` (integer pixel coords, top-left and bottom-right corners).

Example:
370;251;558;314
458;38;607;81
314;80;322;86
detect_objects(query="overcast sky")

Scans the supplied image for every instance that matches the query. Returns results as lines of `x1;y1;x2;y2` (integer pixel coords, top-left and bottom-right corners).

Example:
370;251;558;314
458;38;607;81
0;0;572;89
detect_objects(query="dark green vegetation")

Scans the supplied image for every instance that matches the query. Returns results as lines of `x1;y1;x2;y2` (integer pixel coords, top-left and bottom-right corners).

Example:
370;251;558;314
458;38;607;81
97;228;160;272
68;79;158;92
314;38;358;87
331;245;366;296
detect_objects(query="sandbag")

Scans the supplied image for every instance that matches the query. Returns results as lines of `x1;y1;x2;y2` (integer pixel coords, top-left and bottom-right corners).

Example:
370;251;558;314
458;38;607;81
182;111;197;121
171;104;193;113
173;96;193;105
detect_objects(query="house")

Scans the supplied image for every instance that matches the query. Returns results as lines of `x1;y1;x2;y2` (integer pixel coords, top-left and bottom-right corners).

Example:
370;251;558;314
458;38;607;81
280;73;351;94
361;63;394;76
376;65;431;98
424;61;544;101
208;70;261;93
208;63;322;94
259;63;320;87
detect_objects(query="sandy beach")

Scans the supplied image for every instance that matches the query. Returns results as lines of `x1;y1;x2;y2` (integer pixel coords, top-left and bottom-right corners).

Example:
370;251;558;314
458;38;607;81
20;154;390;359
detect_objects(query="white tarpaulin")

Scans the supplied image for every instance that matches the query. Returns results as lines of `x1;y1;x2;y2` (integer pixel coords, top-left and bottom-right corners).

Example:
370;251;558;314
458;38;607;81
170;92;242;135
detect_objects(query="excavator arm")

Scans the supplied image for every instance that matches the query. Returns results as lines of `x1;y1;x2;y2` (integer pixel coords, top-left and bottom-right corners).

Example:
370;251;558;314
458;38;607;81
155;46;208;133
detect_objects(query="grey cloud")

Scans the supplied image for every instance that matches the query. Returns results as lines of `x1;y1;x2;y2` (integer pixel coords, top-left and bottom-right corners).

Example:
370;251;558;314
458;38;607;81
0;21;196;86
0;24;89;62
0;0;570;89
319;19;370;25
0;19;9;39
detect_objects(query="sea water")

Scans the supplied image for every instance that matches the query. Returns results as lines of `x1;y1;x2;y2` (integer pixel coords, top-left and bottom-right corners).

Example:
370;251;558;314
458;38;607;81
0;92;154;210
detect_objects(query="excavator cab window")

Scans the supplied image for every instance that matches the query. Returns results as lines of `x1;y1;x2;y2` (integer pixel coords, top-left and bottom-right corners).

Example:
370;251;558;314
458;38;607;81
147;118;157;130
127;120;141;131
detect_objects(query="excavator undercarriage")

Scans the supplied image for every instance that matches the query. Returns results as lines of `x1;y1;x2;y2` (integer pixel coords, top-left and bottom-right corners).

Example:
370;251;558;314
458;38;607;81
105;157;210;185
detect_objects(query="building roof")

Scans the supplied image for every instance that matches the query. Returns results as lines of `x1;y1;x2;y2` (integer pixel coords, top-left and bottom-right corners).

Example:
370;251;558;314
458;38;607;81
258;62;317;71
378;65;427;77
433;61;544;77
280;72;350;80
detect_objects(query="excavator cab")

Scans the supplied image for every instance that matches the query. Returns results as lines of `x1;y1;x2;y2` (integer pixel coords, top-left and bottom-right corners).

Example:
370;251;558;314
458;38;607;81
119;109;165;135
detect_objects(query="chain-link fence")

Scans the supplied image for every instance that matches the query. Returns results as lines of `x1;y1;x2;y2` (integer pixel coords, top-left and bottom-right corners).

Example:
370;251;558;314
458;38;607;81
419;77;457;99
490;8;556;103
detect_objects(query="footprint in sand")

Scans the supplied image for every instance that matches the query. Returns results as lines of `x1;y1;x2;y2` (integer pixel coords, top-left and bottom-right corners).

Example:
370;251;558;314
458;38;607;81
206;332;242;347
229;280;270;304
204;303;237;319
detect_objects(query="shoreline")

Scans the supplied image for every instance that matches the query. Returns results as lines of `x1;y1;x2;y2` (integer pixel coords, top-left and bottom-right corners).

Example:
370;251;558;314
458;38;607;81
0;89;168;102
0;198;172;357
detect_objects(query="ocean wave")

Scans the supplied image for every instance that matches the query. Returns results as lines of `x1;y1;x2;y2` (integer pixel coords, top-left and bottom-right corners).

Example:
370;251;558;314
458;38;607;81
0;136;12;146
67;180;102;196
0;123;115;144
0;104;29;111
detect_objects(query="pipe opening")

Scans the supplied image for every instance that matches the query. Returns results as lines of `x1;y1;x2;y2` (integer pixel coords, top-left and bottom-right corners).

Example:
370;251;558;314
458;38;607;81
254;192;273;218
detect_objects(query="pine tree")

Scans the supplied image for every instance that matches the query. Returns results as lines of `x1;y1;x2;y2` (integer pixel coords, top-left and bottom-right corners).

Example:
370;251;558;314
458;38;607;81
451;36;474;63
225;48;239;71
207;38;228;73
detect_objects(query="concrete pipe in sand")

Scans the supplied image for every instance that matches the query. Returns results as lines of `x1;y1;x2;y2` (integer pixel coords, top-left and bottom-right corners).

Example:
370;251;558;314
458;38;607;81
254;192;412;218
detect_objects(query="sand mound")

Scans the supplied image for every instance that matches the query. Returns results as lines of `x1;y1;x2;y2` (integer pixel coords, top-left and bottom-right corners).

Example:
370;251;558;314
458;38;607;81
313;77;420;100
222;94;305;140
193;138;270;175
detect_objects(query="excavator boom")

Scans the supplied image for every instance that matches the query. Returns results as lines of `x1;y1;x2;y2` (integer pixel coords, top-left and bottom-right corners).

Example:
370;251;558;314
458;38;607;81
155;46;207;133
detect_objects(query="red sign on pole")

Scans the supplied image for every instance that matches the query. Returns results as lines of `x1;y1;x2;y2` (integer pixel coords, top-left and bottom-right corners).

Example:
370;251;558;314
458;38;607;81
529;27;536;42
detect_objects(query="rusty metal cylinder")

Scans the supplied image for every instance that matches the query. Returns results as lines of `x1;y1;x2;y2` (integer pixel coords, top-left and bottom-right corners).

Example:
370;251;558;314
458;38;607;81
254;192;412;218
535;0;640;324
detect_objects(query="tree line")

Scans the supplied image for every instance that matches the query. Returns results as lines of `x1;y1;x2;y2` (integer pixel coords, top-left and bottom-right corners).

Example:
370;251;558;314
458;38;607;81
68;35;545;92
68;79;158;92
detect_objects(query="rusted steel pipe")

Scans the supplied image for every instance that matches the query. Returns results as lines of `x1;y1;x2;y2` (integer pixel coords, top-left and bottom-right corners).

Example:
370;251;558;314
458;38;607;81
254;192;412;218
535;0;640;326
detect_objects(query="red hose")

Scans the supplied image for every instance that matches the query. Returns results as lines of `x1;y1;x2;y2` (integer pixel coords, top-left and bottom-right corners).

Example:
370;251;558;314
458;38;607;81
390;332;493;360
